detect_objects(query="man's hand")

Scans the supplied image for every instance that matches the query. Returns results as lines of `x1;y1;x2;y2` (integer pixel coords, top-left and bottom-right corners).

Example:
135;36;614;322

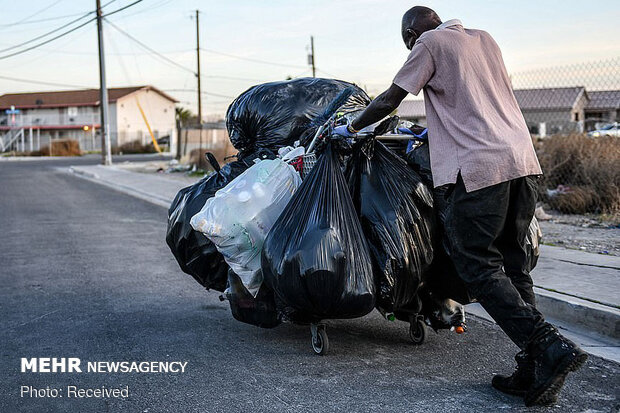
398;126;428;139
333;124;357;138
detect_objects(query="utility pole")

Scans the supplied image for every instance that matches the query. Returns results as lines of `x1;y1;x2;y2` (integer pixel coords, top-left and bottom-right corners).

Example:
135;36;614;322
96;0;112;165
195;9;203;156
309;35;316;77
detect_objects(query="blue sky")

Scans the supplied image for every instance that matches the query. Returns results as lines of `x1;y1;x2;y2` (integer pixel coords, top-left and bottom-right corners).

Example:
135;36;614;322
1;0;619;116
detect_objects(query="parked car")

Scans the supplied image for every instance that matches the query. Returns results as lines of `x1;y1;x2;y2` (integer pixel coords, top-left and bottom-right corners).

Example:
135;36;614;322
588;122;620;138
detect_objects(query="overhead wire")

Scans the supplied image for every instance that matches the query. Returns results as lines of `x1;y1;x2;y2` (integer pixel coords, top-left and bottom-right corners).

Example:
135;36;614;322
0;0;65;27
162;89;235;99
0;11;95;53
0;74;91;89
200;47;307;70
0;0;140;60
0;17;96;60
104;18;196;75
0;0;116;28
102;0;143;18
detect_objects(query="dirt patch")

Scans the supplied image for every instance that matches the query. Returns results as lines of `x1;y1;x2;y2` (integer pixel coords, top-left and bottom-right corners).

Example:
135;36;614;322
538;210;620;256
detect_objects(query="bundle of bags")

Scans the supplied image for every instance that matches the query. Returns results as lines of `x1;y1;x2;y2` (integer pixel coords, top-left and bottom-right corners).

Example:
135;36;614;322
170;138;435;327
166;77;540;330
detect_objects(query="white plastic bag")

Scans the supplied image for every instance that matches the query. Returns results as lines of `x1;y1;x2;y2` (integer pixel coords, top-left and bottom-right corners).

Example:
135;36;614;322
190;159;301;296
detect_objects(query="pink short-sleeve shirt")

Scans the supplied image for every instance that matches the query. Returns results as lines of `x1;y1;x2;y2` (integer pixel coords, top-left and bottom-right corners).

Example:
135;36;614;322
393;20;542;192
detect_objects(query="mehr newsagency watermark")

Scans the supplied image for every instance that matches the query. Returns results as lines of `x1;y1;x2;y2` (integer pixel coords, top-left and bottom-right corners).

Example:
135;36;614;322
19;357;188;399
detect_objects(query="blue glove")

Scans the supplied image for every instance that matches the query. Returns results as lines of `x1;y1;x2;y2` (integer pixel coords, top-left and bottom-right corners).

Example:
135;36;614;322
398;127;428;139
333;124;356;138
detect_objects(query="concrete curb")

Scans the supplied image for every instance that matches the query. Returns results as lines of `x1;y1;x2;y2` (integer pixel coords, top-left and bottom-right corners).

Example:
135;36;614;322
1;156;73;161
533;287;620;340
67;166;171;209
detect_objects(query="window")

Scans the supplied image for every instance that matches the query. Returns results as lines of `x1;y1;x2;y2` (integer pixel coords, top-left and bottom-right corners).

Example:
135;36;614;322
574;113;579;121
67;107;78;116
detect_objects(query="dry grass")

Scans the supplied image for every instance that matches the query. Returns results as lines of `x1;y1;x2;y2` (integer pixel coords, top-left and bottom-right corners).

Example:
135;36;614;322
535;134;620;216
111;139;157;155
31;139;81;156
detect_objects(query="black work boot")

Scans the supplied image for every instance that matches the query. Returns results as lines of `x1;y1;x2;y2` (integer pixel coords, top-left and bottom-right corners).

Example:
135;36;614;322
524;328;588;406
492;351;534;397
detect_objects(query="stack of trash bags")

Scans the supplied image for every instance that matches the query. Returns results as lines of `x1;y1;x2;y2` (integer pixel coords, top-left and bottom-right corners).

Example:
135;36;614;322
166;77;541;333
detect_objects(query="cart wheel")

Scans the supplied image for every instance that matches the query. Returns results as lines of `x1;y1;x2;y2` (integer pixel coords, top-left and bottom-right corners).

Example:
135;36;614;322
311;324;329;355
409;318;427;345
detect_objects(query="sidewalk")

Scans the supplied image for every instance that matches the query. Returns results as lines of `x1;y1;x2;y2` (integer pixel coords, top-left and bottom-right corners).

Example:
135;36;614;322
67;164;620;362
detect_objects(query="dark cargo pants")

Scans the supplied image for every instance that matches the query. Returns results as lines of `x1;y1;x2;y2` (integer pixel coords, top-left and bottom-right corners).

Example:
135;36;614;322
445;174;549;349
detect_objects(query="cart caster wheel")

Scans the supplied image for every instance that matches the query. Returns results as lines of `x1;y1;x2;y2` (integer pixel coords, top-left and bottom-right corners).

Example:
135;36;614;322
409;318;427;345
311;324;329;355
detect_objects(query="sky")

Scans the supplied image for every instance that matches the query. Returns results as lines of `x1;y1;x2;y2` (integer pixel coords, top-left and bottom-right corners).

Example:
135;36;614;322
1;0;619;117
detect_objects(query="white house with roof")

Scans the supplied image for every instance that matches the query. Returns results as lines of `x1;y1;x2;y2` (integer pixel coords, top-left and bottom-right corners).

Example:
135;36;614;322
0;85;178;154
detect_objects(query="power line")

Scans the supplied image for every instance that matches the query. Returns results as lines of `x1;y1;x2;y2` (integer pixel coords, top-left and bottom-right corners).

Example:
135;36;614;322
0;0;65;27
105;19;196;75
0;0;116;28
200;47;307;69
163;89;235;99
102;0;143;18
316;68;341;79
0;12;94;28
0;17;96;60
0;11;95;53
0;74;91;89
202;75;269;82
0;0;138;60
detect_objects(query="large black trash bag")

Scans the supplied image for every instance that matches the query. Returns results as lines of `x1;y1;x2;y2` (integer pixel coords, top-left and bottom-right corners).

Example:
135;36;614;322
406;142;541;305
346;140;435;314
405;142;472;304
226;270;281;328
226;78;370;152
166;149;275;292
261;144;376;320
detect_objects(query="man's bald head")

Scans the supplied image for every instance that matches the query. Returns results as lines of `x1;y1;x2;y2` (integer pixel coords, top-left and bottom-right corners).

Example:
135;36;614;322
401;6;441;49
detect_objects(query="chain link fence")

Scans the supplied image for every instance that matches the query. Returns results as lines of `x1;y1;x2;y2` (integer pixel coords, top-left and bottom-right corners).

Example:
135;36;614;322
510;57;620;217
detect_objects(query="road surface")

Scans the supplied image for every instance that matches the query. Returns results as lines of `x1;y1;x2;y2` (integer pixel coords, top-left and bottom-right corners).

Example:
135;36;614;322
1;157;618;412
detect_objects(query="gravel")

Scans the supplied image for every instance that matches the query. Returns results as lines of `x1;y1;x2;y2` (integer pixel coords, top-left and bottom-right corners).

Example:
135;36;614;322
538;209;620;256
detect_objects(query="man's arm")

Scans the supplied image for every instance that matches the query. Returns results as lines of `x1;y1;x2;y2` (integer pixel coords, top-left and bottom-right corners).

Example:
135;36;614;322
350;83;408;131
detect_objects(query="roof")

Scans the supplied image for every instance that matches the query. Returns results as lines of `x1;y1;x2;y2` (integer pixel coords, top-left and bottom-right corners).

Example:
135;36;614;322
513;86;587;111
397;99;426;118
0;86;178;110
586;90;620;110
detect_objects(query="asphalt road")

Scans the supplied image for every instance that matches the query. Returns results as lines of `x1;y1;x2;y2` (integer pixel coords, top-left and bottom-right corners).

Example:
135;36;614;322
1;158;618;413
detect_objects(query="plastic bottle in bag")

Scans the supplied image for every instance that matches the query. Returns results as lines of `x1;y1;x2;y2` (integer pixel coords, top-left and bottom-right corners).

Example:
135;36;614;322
191;158;301;296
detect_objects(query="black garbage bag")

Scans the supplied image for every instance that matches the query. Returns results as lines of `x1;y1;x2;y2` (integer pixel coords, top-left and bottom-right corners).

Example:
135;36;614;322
405;142;472;304
166;150;274;291
261;144;375;321
405;142;541;304
226;270;281;328
226;77;370;153
346;140;435;314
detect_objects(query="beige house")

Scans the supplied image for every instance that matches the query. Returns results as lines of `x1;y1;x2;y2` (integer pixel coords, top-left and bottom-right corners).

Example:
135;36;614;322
397;86;598;137
0;86;178;154
513;86;589;135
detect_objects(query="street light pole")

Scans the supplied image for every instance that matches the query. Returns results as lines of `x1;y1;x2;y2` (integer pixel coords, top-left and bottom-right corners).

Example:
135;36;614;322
310;35;316;77
96;0;112;165
195;9;203;154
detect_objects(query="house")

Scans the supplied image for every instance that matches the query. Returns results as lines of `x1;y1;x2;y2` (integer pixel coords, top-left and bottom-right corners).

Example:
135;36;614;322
513;86;589;136
396;99;426;124
397;87;598;137
0;86;178;154
584;90;620;130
